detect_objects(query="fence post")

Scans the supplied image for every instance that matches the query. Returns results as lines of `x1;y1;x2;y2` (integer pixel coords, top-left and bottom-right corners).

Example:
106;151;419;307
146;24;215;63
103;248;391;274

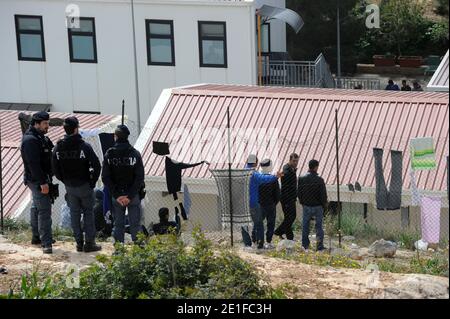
335;109;342;248
226;106;233;246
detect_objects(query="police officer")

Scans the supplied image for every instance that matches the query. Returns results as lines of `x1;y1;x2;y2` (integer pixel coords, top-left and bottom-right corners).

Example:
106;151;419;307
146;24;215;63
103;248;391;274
20;111;54;254
102;125;144;244
52;117;102;252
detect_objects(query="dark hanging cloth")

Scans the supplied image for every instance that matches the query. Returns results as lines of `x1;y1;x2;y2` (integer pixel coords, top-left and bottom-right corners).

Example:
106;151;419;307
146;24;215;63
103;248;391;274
165;156;204;195
98;133;115;155
373;148;403;210
153;141;170;156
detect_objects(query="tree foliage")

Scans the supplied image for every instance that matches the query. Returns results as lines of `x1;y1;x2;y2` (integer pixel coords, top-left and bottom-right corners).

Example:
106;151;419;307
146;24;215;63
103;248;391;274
285;0;449;73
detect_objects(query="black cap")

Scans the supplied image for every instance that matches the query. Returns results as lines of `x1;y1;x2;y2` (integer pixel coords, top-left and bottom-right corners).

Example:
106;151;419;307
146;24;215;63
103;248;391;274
63;116;79;129
31;111;49;124
152;141;170;156
115;125;130;137
260;159;271;167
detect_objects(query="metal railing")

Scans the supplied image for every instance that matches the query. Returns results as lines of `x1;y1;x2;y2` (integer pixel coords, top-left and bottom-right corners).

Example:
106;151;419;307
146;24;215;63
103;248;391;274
261;54;382;90
261;53;335;88
334;77;381;90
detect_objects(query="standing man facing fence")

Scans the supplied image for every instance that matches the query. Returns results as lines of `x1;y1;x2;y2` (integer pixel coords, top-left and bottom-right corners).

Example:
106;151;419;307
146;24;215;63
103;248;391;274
274;153;299;240
258;159;280;249
52;117;102;253
245;155;280;250
20;112;55;254
102;125;144;245
297;159;328;252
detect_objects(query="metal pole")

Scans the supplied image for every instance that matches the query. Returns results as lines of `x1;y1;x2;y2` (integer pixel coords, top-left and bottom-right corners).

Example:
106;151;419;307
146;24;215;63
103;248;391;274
257;14;262;86
121;99;125;126
0;120;3;234
130;0;142;133
335;109;342;248
336;0;342;86
227;106;234;246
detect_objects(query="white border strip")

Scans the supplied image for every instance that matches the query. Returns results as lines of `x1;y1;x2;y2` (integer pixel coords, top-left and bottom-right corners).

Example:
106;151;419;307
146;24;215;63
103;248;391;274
135;88;173;152
427;50;449;92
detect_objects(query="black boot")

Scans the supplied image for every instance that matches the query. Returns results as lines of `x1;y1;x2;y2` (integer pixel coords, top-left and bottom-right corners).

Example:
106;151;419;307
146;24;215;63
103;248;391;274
76;242;84;252
257;240;264;250
42;246;53;254
32;238;56;246
83;242;102;253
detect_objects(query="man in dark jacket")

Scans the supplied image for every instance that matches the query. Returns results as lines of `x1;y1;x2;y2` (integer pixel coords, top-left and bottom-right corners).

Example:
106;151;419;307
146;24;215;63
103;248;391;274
152;207;180;235
102;125;144;244
20;111;55;254
52;117;102;252
258;159;280;249
297;159;328;251
274;153;299;240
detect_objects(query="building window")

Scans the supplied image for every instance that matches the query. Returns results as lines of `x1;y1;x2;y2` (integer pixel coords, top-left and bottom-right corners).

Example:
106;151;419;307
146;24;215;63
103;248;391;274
68;17;97;63
198;21;227;68
146;20;175;66
15;15;46;61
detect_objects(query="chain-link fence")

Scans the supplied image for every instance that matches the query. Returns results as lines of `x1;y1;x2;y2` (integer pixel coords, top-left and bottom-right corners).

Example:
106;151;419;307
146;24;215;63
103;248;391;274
3;112;448;258
137;131;448;254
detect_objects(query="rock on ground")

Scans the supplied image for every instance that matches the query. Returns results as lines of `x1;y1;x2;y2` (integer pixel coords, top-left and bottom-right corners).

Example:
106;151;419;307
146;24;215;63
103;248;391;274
369;239;397;258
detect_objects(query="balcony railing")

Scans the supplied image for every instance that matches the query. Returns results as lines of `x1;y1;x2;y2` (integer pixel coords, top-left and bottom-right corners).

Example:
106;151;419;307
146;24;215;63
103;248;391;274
261;53;335;88
260;53;381;90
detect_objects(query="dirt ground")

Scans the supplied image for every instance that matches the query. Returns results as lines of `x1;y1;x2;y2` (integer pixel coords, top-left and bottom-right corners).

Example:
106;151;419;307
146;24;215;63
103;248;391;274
0;235;115;294
0;234;448;299
237;250;448;299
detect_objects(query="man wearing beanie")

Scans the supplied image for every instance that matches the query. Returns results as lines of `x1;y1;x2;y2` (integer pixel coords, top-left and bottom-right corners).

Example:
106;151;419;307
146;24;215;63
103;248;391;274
258;159;280;249
20;111;55;254
102;125;145;245
52;116;102;253
245;154;281;250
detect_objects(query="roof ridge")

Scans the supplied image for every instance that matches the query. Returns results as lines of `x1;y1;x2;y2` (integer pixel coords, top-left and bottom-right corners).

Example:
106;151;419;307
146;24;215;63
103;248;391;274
172;87;449;104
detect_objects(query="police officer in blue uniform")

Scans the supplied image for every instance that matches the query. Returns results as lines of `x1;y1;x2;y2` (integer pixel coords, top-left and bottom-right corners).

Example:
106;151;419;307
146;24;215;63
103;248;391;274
20;111;54;254
52;117;102;252
102;125;144;244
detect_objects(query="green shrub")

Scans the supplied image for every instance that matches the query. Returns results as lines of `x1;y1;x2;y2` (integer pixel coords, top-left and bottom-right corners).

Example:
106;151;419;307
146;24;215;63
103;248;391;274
2;218;29;232
410;253;449;277
3;228;280;299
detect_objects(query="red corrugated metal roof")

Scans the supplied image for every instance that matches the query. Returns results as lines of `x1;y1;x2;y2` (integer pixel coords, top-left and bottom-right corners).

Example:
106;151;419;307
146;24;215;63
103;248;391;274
0;110;117;218
140;84;449;193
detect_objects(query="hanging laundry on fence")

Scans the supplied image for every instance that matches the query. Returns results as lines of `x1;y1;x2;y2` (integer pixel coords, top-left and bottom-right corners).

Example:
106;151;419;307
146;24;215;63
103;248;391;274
420;196;441;244
410;137;436;170
373;148;403;210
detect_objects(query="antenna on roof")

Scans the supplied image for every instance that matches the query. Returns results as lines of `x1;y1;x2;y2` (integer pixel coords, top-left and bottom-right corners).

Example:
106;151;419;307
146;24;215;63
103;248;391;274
121;100;125;126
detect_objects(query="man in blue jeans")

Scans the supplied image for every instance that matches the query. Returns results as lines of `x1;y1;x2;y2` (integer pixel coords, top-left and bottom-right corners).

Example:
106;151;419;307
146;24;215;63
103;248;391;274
20;112;55;254
244;155;281;250
258;159;280;249
297;159;328;252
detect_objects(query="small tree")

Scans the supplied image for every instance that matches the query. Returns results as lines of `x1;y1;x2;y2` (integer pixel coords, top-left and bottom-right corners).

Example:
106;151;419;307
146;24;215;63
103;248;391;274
377;0;429;56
